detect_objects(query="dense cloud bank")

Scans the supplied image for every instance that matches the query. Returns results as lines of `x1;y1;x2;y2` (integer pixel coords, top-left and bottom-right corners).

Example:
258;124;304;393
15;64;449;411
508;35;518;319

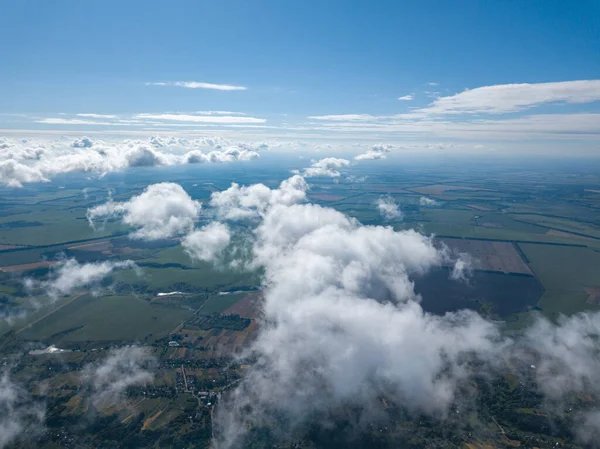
0;136;265;187
206;177;500;446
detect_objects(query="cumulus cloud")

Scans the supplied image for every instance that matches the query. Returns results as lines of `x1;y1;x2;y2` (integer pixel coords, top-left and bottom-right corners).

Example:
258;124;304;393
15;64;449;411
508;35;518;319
82;347;155;407
182;222;231;262
87;183;201;240
376;195;402;220
30;258;137;299
301;157;350;178
354;144;393;160
145;81;247;91
0;373;45;448
210;175;308;221
398;94;414;101
449;253;473;282
0;136;265;187
420;196;439;207
204;178;501;447
0;159;48;188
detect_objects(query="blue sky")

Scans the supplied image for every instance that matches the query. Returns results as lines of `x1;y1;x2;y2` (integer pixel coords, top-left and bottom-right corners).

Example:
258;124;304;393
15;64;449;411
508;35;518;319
1;0;600;151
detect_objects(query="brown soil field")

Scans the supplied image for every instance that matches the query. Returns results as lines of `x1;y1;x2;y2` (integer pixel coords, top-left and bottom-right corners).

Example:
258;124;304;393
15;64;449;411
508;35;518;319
68;240;112;252
467;204;492;211
546;229;595;241
223;292;262;318
0;260;57;272
0;244;23;250
585;287;600;305
441;238;532;275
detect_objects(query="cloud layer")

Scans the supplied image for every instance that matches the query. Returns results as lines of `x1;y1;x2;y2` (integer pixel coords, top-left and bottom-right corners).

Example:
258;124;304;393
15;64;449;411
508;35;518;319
0;136;265;187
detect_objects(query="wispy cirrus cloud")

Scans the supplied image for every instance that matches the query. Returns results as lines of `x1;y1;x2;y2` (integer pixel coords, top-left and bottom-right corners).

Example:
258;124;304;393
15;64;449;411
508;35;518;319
397;94;414;101
421;79;600;115
305;80;600;140
76;113;118;119
134;113;265;124
194;111;247;116
145;81;247;91
307;114;376;121
36;118;115;126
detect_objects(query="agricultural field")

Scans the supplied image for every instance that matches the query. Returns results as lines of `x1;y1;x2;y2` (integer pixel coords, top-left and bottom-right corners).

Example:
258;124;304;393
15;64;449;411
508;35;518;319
441;238;532;274
19;294;193;344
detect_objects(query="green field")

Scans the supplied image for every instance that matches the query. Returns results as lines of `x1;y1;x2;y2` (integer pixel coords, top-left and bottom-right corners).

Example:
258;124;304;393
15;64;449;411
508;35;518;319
519;243;600;316
19;294;193;343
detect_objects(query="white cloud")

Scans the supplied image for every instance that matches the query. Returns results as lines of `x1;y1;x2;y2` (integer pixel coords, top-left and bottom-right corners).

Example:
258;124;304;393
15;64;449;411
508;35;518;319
76;113;118;119
0;136;265;187
517;312;600;444
397;94;414;101
376;196;402;220
354;144;392;160
33;258;137;299
421;79;600;115
212;185;498;447
302;157;350;177
82;347;155;407
420;196;439;207
0;159;48;188
133;113;265;124
36;118;113;125
307;114;376;121
145;81;247;91
182;222;231;262
87;183;201;240
427;82;439;86
210;175;308;221
0;372;45;448
194;111;247;116
450;253;473;282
